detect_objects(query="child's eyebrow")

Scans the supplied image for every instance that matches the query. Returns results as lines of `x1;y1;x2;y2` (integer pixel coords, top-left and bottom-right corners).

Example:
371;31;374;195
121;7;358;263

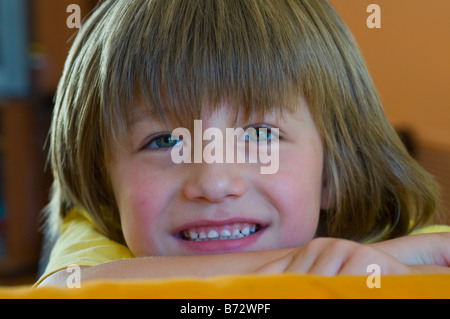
129;103;286;131
130;108;148;126
129;106;163;127
127;108;164;134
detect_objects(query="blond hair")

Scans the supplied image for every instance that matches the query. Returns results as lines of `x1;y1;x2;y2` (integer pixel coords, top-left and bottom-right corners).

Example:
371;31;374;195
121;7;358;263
46;0;440;244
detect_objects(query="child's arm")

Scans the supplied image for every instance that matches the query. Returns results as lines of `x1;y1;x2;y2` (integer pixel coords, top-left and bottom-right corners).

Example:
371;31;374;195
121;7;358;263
256;233;450;275
38;248;295;286
38;233;450;287
371;232;450;268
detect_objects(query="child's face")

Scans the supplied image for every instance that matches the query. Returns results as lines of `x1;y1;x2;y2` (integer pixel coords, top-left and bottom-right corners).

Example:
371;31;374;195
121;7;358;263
108;97;328;257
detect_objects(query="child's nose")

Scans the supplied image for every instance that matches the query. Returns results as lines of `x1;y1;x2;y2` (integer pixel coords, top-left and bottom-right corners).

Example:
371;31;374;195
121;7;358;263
183;163;247;204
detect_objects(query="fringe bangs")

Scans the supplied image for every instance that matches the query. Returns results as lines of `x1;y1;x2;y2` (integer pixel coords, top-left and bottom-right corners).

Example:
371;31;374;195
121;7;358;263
97;0;308;136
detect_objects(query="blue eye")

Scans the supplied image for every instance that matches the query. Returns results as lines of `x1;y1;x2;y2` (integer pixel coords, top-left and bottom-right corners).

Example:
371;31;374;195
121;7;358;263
145;134;183;151
244;127;273;142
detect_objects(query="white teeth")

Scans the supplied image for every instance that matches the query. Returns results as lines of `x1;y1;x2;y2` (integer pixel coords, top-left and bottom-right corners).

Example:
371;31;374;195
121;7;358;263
189;231;198;239
182;224;260;241
207;230;219;239
220;229;232;237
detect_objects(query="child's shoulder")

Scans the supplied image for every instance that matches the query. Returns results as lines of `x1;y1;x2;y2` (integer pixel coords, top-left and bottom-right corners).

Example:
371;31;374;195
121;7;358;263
410;224;450;235
35;207;133;286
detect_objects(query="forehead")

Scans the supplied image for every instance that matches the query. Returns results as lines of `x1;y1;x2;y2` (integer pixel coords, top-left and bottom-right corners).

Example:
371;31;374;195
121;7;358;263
123;98;317;150
128;97;305;131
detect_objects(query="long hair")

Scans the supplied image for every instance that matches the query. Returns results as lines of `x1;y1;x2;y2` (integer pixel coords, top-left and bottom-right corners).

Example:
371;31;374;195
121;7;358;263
46;0;440;244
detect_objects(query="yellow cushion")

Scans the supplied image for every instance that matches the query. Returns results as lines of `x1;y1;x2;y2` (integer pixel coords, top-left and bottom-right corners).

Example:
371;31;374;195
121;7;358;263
1;274;449;298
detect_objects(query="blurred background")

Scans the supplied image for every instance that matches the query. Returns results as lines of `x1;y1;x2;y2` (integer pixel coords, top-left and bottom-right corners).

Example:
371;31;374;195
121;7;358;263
0;0;448;285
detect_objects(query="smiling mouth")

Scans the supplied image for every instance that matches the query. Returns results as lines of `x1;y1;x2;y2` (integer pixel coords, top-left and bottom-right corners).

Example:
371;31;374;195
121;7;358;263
178;223;261;242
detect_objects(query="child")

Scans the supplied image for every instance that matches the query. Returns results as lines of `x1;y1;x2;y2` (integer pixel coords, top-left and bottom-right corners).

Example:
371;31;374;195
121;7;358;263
38;0;450;286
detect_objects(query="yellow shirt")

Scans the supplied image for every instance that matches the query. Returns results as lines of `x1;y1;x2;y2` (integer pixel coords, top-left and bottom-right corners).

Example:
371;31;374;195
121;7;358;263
36;207;450;285
36;208;134;285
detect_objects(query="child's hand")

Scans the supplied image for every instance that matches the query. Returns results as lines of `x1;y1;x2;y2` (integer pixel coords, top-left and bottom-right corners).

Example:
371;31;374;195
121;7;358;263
39;233;450;286
255;234;450;276
371;232;450;272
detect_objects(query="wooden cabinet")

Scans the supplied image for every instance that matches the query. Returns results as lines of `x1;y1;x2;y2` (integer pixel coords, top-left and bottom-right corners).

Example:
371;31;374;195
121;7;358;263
0;100;51;285
0;0;97;285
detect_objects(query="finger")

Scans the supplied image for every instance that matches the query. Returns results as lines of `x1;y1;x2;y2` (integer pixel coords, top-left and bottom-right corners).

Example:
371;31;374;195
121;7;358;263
254;252;295;274
372;233;450;267
284;238;352;275
303;239;411;276
338;246;411;275
306;240;355;276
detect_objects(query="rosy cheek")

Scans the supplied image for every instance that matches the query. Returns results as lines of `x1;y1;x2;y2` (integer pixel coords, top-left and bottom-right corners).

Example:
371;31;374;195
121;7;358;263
120;179;166;256
265;163;322;247
278;191;319;246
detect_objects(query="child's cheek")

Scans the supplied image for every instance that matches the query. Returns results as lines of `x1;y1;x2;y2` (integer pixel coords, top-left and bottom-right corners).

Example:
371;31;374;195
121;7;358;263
273;177;320;247
267;152;322;247
120;177;169;256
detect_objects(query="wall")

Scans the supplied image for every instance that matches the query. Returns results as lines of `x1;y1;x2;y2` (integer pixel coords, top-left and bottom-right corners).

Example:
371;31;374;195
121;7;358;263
31;0;98;95
329;0;450;148
0;0;99;285
329;0;450;222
